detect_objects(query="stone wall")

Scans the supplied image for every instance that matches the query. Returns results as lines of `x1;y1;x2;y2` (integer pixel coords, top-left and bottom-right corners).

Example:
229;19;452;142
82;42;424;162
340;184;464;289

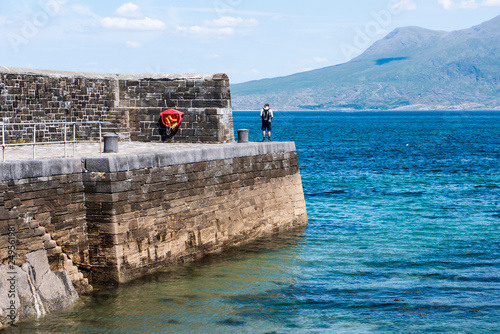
0;183;91;328
0;69;115;143
83;143;307;283
0;67;234;144
1;142;307;287
0;159;89;266
119;73;233;143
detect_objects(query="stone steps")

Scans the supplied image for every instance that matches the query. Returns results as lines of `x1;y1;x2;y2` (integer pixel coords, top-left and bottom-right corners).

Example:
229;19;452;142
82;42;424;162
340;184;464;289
39;228;92;294
103;109;131;141
2;188;92;295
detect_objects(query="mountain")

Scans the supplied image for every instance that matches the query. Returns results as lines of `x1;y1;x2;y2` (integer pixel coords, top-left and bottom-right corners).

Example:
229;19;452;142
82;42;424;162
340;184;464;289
231;15;500;111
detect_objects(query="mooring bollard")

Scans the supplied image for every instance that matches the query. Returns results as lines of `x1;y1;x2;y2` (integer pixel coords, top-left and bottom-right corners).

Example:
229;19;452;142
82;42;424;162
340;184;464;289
237;129;249;143
103;133;119;153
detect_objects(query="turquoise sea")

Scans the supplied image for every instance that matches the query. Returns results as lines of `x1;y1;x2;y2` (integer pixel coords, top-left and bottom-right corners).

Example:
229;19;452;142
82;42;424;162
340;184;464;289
4;111;500;333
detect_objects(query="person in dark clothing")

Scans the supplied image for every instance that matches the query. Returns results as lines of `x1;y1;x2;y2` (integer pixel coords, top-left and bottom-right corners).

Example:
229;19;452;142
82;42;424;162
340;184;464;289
260;103;273;142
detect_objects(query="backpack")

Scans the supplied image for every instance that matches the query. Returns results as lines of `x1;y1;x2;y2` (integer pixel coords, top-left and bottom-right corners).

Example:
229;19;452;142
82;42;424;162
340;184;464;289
261;108;270;121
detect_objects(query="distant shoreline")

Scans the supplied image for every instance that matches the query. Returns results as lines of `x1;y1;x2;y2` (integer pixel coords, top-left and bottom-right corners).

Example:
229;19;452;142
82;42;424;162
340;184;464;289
232;108;500;112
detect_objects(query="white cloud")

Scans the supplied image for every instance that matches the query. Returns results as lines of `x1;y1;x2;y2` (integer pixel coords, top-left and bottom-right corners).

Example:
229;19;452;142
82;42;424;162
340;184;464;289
175;15;257;39
460;0;480;8
0;15;6;26
126;41;142;48
100;3;165;30
392;0;417;10
206;16;259;27
251;69;260;74
438;0;457;9
101;17;165;30
176;25;234;36
115;2;142;18
313;57;328;63
438;0;500;9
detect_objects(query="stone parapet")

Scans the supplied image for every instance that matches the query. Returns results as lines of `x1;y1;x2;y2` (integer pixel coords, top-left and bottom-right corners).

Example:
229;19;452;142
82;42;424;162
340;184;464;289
0;67;234;144
84;142;297;172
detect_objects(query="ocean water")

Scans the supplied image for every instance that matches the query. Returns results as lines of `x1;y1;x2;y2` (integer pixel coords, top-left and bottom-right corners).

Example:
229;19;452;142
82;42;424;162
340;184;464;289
5;111;500;333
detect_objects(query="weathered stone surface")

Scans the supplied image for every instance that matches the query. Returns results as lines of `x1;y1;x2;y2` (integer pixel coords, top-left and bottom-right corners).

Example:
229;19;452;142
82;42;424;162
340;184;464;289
25;251;78;312
1;173;90;266
83;144;307;284
82;142;296;173
0;250;78;328
0;175;91;296
0;159;83;182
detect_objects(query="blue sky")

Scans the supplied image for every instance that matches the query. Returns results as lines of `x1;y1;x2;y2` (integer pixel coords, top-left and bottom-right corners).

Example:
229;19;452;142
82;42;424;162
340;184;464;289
1;0;499;83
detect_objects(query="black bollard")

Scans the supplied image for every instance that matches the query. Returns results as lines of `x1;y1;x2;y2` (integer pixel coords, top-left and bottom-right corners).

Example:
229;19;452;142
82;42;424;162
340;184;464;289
237;129;249;143
103;133;119;153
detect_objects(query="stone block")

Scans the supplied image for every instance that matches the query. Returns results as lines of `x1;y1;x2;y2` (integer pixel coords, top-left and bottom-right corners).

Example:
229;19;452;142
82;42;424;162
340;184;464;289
40;158;83;177
34;226;46;236
42;239;55;250
84;157;113;173
47;246;62;255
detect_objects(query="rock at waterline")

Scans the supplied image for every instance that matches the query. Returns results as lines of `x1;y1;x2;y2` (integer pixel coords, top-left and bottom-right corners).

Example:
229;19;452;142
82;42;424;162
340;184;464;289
0;250;78;328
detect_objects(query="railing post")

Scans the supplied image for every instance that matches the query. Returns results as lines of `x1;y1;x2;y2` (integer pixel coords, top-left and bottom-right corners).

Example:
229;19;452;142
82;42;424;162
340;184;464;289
2;122;5;162
73;123;76;157
33;124;36;160
99;122;102;155
64;122;67;157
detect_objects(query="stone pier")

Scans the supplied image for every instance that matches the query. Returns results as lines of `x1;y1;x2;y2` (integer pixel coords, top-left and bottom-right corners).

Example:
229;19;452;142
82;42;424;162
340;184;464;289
1;141;308;327
0;67;308;328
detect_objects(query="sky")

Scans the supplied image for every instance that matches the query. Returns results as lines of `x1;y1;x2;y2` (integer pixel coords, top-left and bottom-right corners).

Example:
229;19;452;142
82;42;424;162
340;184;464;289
0;0;499;83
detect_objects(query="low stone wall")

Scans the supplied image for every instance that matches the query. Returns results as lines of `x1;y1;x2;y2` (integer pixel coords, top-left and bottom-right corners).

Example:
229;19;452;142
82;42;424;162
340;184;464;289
0;67;234;144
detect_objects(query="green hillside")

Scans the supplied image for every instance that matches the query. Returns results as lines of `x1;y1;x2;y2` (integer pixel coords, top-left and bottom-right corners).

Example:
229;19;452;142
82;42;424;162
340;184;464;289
231;15;500;111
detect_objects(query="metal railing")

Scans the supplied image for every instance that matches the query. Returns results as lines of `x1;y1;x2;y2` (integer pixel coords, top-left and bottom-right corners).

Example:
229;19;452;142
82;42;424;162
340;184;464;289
1;121;104;161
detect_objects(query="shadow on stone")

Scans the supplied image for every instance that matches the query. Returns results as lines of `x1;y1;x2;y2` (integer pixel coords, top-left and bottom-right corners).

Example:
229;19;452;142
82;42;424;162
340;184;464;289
157;117;179;142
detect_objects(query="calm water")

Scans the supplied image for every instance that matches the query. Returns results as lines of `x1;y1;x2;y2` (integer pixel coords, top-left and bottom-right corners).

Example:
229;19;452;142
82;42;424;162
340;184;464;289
5;111;500;333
